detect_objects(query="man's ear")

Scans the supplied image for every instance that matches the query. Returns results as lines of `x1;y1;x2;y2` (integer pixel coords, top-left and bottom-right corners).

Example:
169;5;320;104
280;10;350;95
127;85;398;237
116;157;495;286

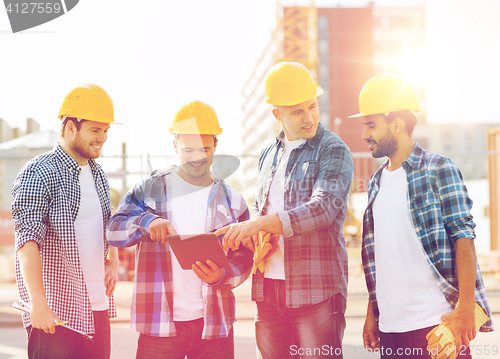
393;117;405;135
214;137;218;151
65;119;76;137
272;108;282;122
173;138;178;153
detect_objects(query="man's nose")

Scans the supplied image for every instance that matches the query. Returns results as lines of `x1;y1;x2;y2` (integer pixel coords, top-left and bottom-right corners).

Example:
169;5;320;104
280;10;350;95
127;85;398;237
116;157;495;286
304;110;314;123
362;128;370;141
191;150;207;162
98;132;108;143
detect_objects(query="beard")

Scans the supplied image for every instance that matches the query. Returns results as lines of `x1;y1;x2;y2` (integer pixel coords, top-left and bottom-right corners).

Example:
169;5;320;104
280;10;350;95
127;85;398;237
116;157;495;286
180;160;209;179
71;132;101;161
371;129;398;158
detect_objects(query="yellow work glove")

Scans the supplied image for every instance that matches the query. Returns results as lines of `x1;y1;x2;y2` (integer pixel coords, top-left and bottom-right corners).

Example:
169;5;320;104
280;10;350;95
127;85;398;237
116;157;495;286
252;231;280;274
426;302;488;359
427;322;457;359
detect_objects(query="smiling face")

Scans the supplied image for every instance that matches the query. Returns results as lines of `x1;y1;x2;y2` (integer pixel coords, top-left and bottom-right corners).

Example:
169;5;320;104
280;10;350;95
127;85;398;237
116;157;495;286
362;114;398;158
174;134;217;186
273;98;319;141
62;119;109;165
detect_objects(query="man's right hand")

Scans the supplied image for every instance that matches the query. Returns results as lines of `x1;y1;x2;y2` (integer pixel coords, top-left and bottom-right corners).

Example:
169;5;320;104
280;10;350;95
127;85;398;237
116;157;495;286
30;304;60;334
147;218;177;243
363;303;380;352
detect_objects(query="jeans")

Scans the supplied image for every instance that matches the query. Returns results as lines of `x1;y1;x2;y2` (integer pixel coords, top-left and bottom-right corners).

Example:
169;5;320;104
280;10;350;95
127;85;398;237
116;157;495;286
26;310;111;359
379;326;472;359
136;318;234;359
256;278;346;359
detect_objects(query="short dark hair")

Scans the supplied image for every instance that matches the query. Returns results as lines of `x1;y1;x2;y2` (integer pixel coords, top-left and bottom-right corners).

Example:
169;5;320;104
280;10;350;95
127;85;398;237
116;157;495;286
60;117;85;136
384;110;417;135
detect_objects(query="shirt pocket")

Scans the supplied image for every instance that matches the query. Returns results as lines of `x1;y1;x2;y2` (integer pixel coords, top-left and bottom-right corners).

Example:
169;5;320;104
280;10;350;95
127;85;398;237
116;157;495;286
410;191;441;231
216;204;238;226
411;191;439;209
49;189;75;230
143;198;157;213
293;160;319;196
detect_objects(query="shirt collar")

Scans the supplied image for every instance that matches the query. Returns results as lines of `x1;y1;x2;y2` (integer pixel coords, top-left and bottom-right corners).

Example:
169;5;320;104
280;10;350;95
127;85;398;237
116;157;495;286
372;142;424;183
154;165;223;185
402;142;425;170
54;143;96;172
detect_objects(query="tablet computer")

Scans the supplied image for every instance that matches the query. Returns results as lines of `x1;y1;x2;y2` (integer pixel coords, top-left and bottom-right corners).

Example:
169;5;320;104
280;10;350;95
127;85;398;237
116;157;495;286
166;233;230;270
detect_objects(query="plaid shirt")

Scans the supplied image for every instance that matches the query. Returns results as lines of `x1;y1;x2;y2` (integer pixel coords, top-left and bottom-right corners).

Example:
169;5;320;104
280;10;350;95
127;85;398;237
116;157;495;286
107;166;253;339
362;143;493;332
251;123;354;307
12;144;116;335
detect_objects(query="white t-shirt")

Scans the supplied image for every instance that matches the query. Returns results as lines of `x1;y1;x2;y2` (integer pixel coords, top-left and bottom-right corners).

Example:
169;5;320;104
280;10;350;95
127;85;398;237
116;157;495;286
264;137;306;279
373;167;451;333
74;164;108;311
169;169;212;321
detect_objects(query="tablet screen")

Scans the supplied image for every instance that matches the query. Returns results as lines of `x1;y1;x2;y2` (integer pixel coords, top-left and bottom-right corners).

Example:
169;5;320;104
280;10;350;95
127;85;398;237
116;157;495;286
166;233;230;270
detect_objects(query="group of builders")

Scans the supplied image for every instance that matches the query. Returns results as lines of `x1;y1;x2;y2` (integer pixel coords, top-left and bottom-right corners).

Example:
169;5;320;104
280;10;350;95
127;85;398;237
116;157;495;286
10;62;493;359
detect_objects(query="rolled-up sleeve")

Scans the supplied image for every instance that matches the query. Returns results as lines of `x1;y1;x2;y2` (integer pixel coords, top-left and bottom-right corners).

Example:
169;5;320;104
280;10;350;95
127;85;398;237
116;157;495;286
107;180;160;247
437;158;476;243
12;169;49;252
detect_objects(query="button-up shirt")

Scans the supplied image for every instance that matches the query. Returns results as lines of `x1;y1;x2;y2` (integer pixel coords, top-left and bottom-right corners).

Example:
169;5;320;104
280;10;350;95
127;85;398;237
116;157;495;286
362;143;493;332
107;166;253;339
12;144;116;335
251;123;354;307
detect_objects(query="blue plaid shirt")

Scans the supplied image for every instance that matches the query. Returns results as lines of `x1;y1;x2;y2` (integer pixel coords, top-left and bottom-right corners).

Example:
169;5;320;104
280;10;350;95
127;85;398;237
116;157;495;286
362;143;493;332
251;123;354;307
107;166;253;339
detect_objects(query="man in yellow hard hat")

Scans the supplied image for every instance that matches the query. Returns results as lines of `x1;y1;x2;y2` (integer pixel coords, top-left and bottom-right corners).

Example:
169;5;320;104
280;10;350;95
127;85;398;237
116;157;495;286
349;74;493;358
217;62;354;358
12;84;119;359
107;100;253;359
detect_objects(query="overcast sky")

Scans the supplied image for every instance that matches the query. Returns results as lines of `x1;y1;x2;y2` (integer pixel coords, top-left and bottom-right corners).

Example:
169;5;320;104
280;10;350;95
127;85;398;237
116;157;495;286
1;0;500;165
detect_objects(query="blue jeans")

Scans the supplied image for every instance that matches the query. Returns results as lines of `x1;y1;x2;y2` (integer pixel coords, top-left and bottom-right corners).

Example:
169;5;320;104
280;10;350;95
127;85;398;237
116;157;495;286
380;326;472;359
26;310;111;359
256;278;346;359
136;318;234;359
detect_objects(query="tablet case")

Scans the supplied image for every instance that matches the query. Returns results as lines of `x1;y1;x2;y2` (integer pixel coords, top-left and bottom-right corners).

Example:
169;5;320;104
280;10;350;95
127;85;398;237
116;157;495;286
166;233;230;270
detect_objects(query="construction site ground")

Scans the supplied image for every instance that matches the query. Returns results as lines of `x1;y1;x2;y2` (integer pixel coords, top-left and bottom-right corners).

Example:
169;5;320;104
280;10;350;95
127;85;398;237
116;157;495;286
1;250;499;359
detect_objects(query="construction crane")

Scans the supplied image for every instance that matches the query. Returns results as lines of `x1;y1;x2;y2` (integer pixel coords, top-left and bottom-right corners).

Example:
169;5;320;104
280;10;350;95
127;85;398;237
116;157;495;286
275;0;319;79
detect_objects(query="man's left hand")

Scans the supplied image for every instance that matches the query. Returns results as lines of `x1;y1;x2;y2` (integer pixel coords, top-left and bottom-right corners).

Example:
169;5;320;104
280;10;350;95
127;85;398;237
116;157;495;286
105;252;119;297
441;302;476;350
192;260;224;285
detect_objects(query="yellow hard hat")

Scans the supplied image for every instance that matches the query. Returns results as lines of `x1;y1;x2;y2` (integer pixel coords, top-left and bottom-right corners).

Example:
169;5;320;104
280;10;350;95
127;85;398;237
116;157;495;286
58;84;116;124
265;62;323;106
169;100;223;135
349;74;421;118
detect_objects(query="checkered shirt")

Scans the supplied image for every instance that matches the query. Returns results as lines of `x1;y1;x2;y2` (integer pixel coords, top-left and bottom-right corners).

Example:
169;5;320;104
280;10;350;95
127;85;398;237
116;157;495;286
251;123;354;307
12;144;116;335
107;166;253;339
362;143;493;332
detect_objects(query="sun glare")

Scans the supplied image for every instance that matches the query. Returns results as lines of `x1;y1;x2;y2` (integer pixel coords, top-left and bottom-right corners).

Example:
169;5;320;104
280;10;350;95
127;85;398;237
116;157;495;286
396;48;429;87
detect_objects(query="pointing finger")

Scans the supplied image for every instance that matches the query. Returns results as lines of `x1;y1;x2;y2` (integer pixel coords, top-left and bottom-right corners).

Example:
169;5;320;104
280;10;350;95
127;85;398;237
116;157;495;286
215;226;230;237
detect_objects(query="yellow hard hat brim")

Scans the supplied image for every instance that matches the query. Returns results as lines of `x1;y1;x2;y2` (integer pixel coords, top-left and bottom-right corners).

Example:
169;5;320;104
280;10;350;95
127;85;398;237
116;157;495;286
169;127;222;136
348;108;422;119
59;115;123;125
348;112;365;118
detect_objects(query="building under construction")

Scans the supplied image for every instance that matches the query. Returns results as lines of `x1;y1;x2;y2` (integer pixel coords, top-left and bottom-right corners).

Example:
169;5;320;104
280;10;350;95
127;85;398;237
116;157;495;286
241;2;426;198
